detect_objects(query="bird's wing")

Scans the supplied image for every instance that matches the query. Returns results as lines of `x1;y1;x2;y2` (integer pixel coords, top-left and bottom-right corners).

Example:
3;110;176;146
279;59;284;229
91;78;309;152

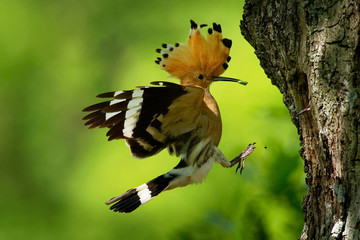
83;81;205;158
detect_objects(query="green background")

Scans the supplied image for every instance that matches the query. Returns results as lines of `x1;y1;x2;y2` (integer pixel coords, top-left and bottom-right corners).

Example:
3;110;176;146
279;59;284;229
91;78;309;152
0;0;306;239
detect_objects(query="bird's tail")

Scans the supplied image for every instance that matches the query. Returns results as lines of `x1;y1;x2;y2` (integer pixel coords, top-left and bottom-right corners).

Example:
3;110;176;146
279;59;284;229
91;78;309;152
105;172;178;213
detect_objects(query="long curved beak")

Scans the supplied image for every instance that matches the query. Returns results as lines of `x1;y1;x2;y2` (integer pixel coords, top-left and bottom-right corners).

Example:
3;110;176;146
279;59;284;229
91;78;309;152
213;76;248;86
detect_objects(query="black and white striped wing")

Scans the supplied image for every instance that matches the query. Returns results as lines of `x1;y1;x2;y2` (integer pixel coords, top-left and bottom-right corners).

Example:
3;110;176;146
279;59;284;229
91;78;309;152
83;81;191;158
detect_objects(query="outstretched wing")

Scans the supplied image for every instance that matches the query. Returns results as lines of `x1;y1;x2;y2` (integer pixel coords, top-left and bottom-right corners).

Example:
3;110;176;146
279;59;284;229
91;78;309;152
83;81;204;158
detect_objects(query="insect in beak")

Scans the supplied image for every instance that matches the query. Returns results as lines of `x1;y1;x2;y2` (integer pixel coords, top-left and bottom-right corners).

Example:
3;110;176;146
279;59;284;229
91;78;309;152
212;76;248;86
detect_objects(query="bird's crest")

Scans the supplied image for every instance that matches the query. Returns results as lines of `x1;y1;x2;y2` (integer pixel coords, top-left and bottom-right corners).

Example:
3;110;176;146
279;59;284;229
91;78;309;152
155;20;232;87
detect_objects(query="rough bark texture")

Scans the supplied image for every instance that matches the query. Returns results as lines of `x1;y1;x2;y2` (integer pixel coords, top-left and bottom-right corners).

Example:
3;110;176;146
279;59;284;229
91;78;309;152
240;0;360;239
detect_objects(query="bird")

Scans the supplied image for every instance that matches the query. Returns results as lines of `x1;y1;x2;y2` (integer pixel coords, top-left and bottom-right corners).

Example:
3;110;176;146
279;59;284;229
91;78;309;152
82;20;249;213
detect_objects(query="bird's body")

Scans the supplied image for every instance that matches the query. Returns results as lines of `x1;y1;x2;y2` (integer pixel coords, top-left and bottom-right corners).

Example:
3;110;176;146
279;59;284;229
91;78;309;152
83;20;248;213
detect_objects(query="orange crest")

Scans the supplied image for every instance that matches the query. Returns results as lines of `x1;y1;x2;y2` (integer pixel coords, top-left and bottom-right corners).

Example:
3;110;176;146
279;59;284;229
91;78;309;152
155;20;232;87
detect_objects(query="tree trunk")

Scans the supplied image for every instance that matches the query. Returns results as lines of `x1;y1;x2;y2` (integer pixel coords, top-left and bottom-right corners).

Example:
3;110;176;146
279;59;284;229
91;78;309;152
240;0;360;239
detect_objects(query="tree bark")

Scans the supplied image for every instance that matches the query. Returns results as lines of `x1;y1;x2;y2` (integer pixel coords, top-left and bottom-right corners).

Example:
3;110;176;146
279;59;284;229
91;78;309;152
240;0;360;239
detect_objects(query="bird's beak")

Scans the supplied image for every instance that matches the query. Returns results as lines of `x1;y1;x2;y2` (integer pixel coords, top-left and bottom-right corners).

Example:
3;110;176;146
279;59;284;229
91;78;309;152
212;76;248;86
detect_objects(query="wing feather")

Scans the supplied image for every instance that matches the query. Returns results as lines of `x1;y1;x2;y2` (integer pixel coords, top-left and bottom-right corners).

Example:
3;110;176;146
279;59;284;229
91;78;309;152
83;82;205;158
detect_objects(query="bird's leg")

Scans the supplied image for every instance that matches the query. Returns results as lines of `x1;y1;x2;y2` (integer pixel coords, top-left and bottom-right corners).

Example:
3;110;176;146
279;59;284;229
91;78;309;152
215;142;256;174
230;142;256;173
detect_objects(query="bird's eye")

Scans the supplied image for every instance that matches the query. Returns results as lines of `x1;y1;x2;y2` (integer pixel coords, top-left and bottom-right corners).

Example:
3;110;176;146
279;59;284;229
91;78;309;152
198;74;204;80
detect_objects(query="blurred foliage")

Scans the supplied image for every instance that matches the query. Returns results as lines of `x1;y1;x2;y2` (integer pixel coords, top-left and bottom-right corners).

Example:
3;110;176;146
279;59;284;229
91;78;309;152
0;0;306;239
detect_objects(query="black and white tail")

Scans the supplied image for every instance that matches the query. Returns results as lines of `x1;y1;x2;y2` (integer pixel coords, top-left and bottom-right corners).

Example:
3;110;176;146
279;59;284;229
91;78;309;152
105;145;217;213
106;172;178;213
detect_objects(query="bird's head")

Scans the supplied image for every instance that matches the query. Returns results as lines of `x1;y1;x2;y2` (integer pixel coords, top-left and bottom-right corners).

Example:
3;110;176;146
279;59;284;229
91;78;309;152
155;20;247;89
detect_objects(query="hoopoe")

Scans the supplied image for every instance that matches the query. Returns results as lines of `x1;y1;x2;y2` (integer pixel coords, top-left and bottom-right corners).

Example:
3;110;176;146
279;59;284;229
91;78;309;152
83;20;250;213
